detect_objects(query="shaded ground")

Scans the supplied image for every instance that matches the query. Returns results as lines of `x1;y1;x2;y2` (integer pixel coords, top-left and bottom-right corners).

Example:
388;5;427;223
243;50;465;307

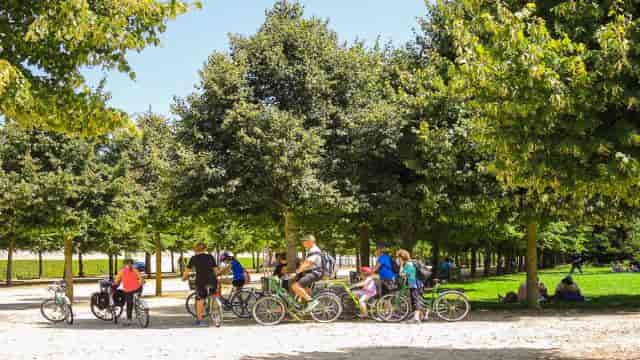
1;279;639;359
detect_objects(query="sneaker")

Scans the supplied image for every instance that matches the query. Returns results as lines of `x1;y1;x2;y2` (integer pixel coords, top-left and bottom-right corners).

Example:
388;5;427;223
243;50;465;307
121;319;132;327
304;299;320;312
197;320;209;327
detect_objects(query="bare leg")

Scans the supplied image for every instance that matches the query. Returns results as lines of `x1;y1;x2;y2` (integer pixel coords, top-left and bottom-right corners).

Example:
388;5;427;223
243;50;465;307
196;298;204;321
291;283;312;302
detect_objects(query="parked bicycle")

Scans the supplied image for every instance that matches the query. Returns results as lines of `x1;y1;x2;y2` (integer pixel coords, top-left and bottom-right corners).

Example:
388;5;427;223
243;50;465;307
90;278;123;322
40;281;73;325
251;277;342;326
130;291;150;328
377;278;470;322
185;275;260;319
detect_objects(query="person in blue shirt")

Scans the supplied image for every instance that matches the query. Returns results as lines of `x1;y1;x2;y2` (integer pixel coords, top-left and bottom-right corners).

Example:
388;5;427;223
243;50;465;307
438;258;452;280
220;251;246;289
373;245;398;295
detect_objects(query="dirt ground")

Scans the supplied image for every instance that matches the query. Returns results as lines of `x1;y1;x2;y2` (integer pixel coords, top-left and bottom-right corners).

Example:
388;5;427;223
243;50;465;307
1;279;639;360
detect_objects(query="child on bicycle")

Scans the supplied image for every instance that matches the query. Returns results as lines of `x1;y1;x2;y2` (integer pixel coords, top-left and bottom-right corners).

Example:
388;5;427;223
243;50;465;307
219;251;248;290
114;258;143;326
349;266;377;318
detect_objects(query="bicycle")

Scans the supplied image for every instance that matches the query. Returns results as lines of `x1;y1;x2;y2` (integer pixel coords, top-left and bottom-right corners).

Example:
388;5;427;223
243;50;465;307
129;291;150;328
251;276;342;326
377;278;470;322
185;276;260;319
40;281;73;325
317;280;383;321
90;278;123;322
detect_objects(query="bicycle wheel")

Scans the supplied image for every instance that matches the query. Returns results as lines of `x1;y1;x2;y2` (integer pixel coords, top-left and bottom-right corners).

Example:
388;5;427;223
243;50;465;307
339;293;359;320
310;293;342;323
230;289;258;318
209;297;224;328
367;298;384;322
433;290;470;322
377;293;411;322
64;304;74;325
40;299;66;323
135;298;150;328
252;295;286;326
186;292;210;318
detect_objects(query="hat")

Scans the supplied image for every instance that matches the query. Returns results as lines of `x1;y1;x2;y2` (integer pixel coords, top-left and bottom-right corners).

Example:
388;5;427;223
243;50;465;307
360;266;373;274
301;234;316;243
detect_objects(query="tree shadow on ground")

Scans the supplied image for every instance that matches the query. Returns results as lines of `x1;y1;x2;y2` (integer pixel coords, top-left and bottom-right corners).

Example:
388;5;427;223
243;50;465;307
240;346;603;360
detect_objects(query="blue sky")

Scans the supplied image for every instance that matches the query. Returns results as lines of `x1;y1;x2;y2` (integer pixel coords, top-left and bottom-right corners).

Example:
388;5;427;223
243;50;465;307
83;0;427;117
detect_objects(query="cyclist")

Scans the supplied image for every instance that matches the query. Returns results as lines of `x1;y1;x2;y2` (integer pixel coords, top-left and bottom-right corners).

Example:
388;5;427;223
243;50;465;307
373;244;397;295
291;234;323;311
350;266;377;318
182;242;218;327
113;258;143;326
219;251;247;290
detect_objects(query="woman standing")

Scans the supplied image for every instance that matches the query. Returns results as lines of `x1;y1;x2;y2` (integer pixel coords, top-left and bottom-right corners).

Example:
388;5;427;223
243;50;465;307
396;249;422;323
114;259;143;326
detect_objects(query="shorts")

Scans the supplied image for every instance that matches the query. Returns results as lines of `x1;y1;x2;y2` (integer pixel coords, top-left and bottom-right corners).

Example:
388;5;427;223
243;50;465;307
355;292;374;304
232;279;245;288
296;272;321;288
195;282;217;300
410;287;422;310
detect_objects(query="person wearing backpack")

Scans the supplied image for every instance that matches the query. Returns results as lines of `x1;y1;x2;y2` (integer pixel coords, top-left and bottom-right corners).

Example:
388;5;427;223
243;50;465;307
397;249;422;323
291;234;323;311
373;244;398;295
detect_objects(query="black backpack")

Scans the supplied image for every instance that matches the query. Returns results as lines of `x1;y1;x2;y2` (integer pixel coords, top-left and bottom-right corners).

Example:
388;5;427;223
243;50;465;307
390;256;400;275
414;260;432;282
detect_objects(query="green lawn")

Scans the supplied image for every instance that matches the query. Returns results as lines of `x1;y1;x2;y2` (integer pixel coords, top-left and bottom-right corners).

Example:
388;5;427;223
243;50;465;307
446;265;640;309
0;259;123;281
0;256;256;281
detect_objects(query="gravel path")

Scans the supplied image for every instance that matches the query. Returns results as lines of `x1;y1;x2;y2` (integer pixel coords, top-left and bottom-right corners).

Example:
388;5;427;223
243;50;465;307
1;281;639;360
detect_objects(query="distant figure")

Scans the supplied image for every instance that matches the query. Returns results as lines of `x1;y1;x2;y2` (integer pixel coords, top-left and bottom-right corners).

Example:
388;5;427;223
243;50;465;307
438;258;452;281
629;261;640;273
555;276;584;302
569;253;583;274
612;261;624;273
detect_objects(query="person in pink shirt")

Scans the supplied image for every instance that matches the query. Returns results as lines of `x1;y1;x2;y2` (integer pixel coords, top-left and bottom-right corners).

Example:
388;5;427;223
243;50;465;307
114;259;143;326
350;267;377;318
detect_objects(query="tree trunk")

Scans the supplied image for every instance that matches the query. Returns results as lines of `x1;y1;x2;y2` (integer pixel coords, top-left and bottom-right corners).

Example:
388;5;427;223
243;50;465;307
155;232;162;296
145;252;151;279
38;250;43;279
63;235;74;302
483;248;491;277
6;239;15;285
526;222;540;309
170;250;175;273
285;209;298;274
431;236;440;268
470;248;477;278
359;224;370;267
108;254;114;280
114;253;118;271
252;252;256;270
78;251;84;277
179;251;184;273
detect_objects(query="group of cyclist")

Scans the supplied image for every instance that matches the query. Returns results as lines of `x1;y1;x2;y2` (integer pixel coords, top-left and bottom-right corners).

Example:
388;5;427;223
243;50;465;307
106;233;430;326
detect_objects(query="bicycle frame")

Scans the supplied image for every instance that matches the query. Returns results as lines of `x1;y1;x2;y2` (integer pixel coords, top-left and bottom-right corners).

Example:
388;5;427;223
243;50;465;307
266;277;308;320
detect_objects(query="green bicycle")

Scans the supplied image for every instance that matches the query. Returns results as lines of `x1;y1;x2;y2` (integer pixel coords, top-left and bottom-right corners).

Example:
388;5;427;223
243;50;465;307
377;278;470;322
251;277;343;326
318;280;383;321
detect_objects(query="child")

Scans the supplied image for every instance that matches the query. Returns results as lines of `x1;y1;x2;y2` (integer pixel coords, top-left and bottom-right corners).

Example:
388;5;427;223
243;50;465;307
397;249;422;322
350;266;377;318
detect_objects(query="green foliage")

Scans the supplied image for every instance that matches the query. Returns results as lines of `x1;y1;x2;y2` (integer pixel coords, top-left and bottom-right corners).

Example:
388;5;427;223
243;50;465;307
0;0;196;135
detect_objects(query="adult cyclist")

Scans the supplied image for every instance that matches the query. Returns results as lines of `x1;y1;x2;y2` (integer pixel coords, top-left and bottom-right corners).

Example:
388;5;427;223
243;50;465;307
291;234;323;311
182;242;218;327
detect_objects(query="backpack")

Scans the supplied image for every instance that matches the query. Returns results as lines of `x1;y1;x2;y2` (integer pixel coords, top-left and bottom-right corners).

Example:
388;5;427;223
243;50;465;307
414;260;432;282
390;256;400;275
310;251;336;278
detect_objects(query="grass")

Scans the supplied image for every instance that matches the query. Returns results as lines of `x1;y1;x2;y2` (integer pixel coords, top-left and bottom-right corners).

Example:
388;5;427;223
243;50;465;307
0;256;256;281
446;264;640;309
0;259;123;281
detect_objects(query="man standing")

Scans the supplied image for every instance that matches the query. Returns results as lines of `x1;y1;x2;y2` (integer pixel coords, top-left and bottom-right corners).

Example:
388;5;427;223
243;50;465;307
182;242;218;327
291;234;323;311
570;253;583;274
373;244;397;295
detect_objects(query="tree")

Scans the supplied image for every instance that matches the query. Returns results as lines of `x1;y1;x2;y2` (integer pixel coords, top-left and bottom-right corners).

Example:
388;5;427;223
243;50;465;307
438;0;640;307
0;0;197;135
175;2;364;271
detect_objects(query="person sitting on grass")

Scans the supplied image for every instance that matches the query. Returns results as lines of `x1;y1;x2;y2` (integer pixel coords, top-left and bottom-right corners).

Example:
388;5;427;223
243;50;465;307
517;277;548;303
554;276;584;302
349;266;377;318
612;261;624;273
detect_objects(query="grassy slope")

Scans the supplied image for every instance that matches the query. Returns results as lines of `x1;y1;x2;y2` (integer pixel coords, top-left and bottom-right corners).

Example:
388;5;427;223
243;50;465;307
446;265;640;309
